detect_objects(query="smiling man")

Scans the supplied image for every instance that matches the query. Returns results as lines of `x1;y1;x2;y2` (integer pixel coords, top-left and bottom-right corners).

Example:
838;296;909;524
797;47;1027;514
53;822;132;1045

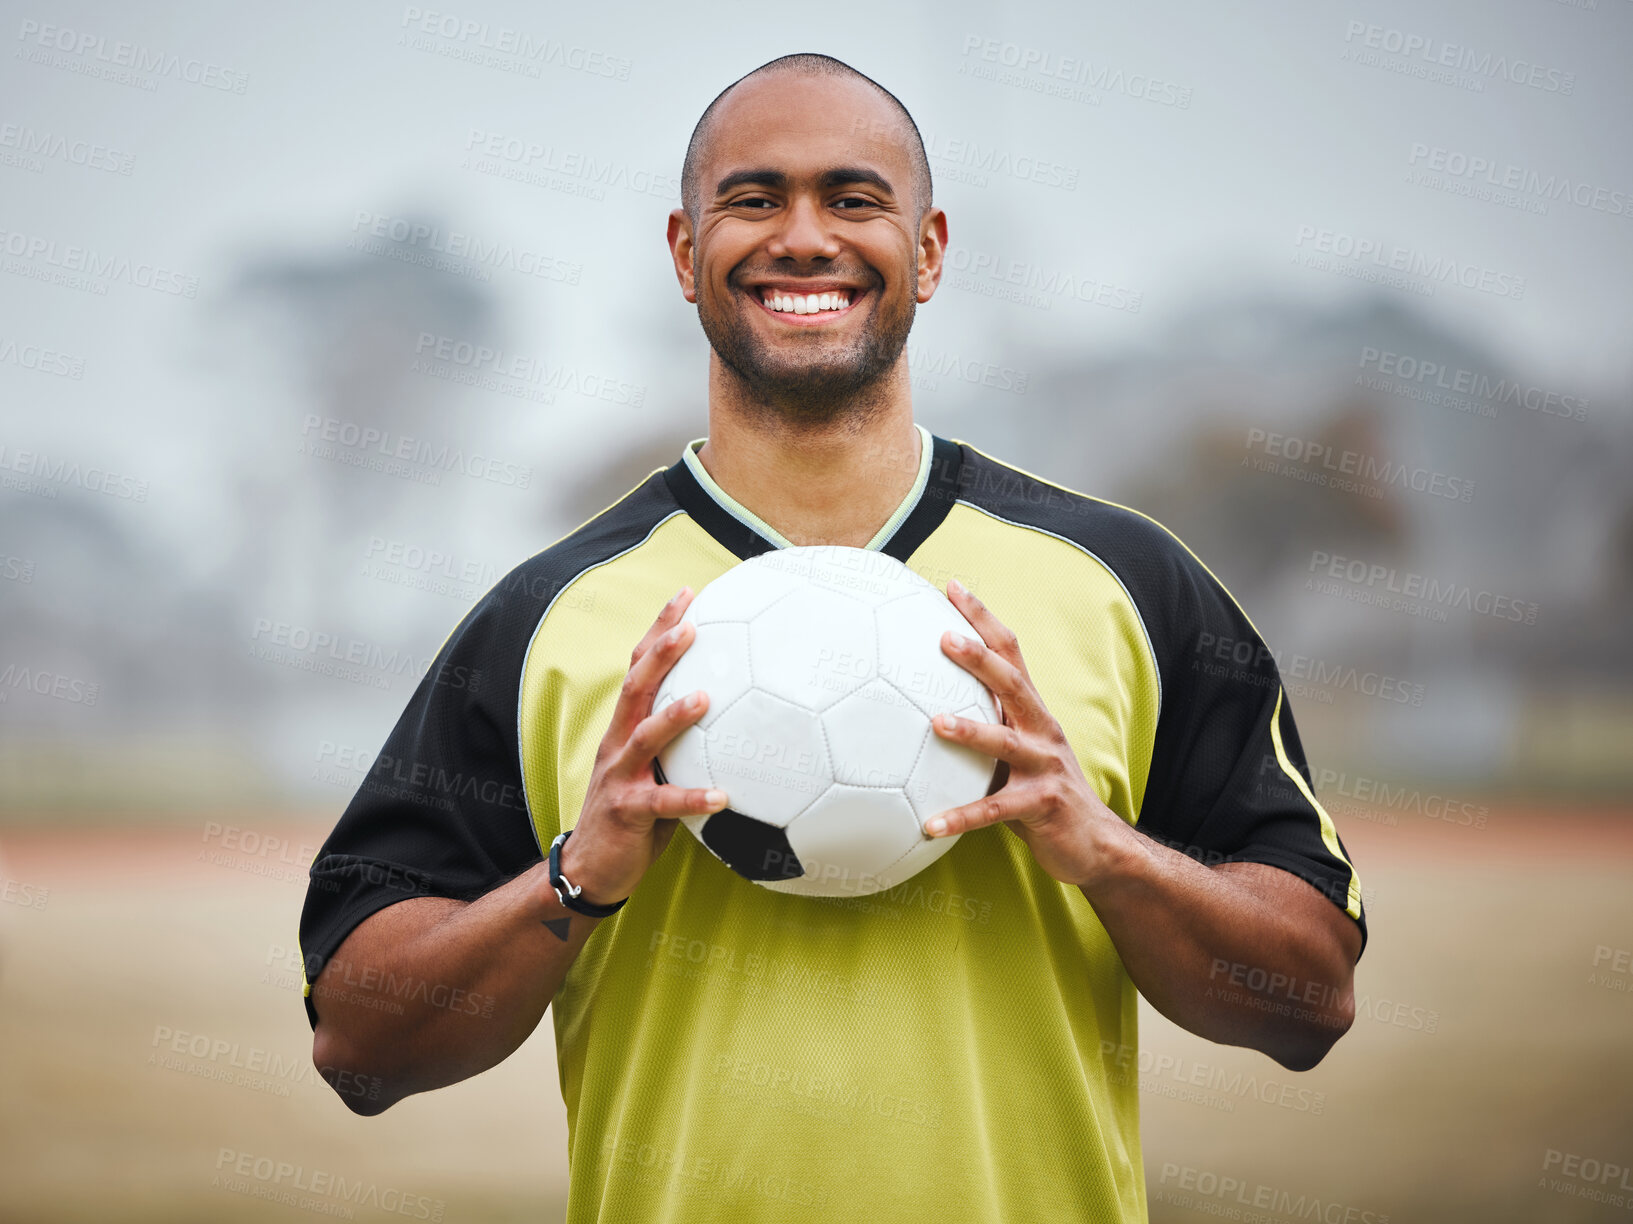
300;53;1365;1223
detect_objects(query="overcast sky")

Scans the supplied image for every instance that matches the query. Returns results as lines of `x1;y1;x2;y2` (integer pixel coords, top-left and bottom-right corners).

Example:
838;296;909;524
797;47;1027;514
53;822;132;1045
2;0;1628;594
2;0;1628;790
4;0;1628;439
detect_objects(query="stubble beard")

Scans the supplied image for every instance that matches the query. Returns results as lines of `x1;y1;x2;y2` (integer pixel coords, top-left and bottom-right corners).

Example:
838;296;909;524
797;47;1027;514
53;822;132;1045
697;272;915;432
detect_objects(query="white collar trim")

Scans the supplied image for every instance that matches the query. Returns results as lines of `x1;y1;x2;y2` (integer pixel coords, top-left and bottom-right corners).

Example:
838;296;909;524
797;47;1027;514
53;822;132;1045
680;423;932;551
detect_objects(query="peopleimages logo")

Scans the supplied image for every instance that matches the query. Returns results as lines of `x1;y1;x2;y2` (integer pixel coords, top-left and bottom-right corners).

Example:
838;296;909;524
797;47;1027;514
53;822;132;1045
957;34;1194;108
1340;20;1576;94
1293;225;1525;299
1243;428;1475;503
297;414;533;490
14;19;251;93
1407;144;1631;218
919;130;1080;191
0;227;200;298
1313;768;1489;829
349;212;582;284
942;244;1143;313
0;335;86;379
1194;631;1426;707
1356;346;1587;423
398;7;631;80
0;442;150;501
0;122;135;174
1307;550;1539;625
1156;1163;1391;1223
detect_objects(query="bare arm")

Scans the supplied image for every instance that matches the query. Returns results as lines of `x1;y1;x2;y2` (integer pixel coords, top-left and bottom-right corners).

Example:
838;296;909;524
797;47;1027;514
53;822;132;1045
924;578;1362;1071
310;866;600;1114
1075;834;1361;1070
310;585;728;1113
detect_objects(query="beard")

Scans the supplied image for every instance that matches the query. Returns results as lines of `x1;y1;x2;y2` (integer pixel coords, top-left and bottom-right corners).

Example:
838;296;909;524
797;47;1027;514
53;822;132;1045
696;268;915;429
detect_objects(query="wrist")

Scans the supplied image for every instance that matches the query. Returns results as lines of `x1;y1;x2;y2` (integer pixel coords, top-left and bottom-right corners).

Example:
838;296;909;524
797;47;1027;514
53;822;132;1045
1071;806;1148;895
556;827;627;909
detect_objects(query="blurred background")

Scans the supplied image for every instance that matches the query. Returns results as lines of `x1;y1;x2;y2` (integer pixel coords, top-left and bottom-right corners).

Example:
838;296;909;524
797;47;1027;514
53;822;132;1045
1;1;1629;1220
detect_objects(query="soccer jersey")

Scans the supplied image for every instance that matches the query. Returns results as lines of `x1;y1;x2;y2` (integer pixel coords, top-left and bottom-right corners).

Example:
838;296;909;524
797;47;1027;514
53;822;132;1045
300;424;1365;1223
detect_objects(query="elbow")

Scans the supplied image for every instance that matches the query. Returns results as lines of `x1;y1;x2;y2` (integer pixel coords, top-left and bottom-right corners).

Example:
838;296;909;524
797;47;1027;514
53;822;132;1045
1269;995;1355;1072
312;1025;400;1117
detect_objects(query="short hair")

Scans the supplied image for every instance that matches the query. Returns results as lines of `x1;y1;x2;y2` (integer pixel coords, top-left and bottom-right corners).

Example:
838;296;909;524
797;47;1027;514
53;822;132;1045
680;53;933;229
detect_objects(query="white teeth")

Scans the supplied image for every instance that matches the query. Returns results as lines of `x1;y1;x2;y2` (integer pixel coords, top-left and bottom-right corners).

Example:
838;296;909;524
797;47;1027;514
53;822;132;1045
762;289;851;314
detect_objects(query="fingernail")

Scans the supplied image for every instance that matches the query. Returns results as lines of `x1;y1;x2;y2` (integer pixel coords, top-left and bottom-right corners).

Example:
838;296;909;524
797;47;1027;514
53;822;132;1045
687;691;705;710
951;633;971;650
705;789;728;809
949;578;965;595
939;714;960;731
925;817;947;836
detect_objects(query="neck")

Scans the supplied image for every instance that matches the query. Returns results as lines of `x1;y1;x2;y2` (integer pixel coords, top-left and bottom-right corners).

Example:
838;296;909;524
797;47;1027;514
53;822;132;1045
695;355;921;549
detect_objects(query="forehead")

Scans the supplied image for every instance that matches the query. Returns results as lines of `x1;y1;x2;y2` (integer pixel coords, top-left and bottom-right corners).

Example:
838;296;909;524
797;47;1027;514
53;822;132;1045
703;72;912;188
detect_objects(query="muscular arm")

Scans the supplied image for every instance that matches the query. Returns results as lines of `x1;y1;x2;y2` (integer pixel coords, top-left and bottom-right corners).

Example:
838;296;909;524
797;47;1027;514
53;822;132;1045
309;860;602;1115
308;584;727;1114
927;578;1364;1071
1078;832;1362;1070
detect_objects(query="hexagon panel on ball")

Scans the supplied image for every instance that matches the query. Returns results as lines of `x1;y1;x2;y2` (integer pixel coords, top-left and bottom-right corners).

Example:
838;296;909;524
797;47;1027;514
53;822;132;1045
874;590;992;720
748;585;877;714
699;688;830;828
655;620;751;733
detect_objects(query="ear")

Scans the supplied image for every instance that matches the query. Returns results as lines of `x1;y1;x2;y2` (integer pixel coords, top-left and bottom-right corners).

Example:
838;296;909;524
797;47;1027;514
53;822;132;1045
667;209;697;303
917;206;948;304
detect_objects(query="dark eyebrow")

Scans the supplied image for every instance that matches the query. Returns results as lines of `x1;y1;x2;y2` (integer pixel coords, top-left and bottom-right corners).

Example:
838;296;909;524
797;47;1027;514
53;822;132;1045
713;166;897;198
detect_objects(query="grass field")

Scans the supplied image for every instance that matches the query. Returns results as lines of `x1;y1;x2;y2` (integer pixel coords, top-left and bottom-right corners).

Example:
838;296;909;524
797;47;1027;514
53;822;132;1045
1;805;1629;1223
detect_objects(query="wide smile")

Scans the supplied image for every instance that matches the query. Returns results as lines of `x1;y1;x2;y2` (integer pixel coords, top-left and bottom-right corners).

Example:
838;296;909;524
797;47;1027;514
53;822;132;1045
747;284;867;327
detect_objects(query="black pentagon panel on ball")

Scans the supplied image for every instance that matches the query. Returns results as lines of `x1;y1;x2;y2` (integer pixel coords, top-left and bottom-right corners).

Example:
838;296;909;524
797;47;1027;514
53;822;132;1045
701;809;805;881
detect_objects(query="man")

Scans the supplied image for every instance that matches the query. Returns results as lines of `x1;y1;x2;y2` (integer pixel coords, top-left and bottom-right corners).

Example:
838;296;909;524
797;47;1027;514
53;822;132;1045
301;52;1365;1222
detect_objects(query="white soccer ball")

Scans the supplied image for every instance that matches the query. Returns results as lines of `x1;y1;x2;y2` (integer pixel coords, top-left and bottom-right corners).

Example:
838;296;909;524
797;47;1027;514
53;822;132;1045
653;545;1001;897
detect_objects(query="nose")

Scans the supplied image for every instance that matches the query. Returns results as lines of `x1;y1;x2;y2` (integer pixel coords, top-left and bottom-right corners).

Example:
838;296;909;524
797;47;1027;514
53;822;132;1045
766;192;841;263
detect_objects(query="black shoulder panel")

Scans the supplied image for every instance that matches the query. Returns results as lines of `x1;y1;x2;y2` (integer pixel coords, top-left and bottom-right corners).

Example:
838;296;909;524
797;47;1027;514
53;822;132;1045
297;469;681;1027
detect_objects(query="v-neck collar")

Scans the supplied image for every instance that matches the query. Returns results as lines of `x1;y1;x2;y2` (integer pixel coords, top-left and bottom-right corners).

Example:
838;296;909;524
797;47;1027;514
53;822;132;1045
661;423;964;562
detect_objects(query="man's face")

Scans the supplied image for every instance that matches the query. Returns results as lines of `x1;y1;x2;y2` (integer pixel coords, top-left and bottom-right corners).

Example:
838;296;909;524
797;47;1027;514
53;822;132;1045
668;73;945;423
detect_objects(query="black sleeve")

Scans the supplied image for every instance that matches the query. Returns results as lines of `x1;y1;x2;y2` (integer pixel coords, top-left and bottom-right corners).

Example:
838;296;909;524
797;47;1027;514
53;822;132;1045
297;587;545;1028
1133;539;1367;952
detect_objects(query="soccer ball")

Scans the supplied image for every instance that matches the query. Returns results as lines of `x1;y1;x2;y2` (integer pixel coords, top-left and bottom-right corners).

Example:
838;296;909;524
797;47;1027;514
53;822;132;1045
653;545;1001;897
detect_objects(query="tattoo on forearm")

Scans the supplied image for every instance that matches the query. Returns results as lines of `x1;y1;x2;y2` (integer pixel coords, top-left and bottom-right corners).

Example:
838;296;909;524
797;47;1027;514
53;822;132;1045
541;917;572;942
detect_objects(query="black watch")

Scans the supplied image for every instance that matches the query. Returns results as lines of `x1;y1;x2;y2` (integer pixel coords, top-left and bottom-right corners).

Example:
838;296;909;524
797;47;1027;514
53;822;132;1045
549;830;627;918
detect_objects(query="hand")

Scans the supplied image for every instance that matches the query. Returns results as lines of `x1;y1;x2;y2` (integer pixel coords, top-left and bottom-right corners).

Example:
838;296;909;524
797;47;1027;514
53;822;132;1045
923;579;1123;887
558;586;729;905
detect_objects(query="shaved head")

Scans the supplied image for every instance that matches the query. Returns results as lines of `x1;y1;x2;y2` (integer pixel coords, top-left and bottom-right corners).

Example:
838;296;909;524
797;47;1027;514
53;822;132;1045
680;53;933;229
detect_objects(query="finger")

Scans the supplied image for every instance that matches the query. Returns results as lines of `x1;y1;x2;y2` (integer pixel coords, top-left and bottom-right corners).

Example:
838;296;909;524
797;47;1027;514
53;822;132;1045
610;592;698;741
930;711;1048;771
619;686;710;774
939;628;1045;730
947;578;1029;674
628;586;695;670
646;783;730;819
923;788;1025;838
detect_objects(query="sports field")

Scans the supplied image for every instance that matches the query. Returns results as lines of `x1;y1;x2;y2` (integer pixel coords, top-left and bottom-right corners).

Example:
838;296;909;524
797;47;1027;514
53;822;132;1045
1;805;1629;1223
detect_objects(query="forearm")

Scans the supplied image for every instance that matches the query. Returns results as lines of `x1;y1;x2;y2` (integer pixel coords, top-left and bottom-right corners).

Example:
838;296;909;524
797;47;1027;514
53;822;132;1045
1079;821;1358;1070
311;860;603;1112
307;586;720;1114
